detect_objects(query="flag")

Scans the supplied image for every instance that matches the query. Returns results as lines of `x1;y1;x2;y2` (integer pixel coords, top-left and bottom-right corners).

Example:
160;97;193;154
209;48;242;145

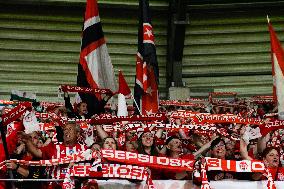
117;70;131;116
10;90;36;102
134;0;159;115
268;20;284;120
77;0;117;115
118;70;131;97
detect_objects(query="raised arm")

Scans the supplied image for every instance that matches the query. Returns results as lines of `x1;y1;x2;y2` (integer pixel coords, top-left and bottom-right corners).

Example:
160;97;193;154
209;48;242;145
18;132;42;158
193;135;218;158
257;133;270;154
236;124;252;160
240;138;253;161
95;125;109;140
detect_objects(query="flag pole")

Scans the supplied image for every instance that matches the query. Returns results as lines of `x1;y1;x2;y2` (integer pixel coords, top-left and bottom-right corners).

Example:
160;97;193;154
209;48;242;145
0;120;16;189
130;94;142;115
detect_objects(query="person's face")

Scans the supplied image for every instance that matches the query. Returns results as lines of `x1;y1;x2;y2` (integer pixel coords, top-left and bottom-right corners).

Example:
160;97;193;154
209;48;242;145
126;141;136;152
63;124;78;144
212;141;226;159
141;132;154;147
126;130;136;140
226;141;235;151
264;149;279;168
78;103;88;115
103;138;116;150
167;138;182;153
30;132;43;148
200;135;209;145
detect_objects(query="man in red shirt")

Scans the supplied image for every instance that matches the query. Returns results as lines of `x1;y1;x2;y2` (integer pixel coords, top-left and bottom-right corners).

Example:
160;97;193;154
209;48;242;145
19;122;87;188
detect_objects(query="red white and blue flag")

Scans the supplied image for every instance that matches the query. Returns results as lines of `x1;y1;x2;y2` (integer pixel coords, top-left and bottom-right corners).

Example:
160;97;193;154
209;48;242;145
77;0;117;115
134;0;159;115
268;20;284;119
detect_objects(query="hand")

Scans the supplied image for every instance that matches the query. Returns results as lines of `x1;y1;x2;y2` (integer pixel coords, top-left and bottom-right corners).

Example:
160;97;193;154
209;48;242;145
17;131;31;143
15;143;25;154
6;160;18;170
239;125;246;136
101;93;113;102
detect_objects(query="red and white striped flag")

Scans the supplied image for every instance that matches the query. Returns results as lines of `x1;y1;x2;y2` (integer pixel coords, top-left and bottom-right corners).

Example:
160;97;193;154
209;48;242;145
268;19;284;120
77;0;117;115
79;0;117;92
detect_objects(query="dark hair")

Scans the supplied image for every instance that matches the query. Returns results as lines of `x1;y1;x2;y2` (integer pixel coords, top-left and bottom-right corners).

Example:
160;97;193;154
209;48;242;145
210;137;225;150
261;146;279;159
166;136;180;145
137;132;158;156
77;101;87;110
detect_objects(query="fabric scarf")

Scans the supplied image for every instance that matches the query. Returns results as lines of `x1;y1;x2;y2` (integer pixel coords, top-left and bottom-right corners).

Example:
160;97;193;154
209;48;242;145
0;149;195;172
265;168;277;189
205;157;266;173
201;161;211;189
40;101;64;109
203;158;277;189
101;150;194;171
90;113;167;125
259;118;284;136
159;100;206;108
62;163;155;189
2;102;32;126
61;85;113;95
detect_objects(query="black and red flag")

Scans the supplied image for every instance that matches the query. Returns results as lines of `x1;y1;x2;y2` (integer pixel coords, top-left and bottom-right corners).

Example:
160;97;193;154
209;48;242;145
134;0;159;115
77;0;117;115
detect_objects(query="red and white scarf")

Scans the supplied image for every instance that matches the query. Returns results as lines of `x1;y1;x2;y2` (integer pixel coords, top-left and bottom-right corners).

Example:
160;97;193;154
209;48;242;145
61;85;113;95
2;102;32;126
90;113;167;125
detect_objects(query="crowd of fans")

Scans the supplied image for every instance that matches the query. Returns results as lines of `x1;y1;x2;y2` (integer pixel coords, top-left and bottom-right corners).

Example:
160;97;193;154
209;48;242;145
0;92;283;189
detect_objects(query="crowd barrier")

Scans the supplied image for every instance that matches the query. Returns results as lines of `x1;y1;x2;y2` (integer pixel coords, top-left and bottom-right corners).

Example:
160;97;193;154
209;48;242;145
92;180;284;189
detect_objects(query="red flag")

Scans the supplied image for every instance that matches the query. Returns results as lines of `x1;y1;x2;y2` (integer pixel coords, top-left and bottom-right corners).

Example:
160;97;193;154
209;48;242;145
269;21;284;119
118;70;131;97
134;0;159;115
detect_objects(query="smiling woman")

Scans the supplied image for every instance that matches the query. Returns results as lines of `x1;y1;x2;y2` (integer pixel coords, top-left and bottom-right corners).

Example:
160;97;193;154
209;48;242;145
137;132;159;156
101;137;117;150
